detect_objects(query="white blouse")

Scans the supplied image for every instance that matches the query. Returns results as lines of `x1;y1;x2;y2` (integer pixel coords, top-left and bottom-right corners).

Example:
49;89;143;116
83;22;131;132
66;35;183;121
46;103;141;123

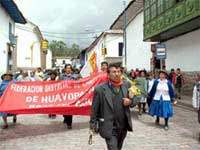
153;79;171;101
192;82;200;108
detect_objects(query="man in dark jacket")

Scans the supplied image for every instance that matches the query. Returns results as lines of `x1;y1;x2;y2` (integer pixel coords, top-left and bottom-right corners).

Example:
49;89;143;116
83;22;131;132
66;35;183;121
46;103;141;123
90;64;133;150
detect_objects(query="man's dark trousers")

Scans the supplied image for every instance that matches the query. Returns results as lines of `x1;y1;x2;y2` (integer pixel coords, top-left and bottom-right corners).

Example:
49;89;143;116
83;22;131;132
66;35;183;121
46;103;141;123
63;115;72;126
105;127;127;150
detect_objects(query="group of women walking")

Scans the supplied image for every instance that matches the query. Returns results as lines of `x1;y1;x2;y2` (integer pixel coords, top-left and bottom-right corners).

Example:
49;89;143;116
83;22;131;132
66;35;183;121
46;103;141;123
128;69;176;130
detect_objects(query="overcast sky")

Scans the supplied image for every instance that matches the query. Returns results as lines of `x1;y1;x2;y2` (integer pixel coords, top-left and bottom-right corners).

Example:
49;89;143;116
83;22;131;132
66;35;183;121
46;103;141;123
15;0;129;48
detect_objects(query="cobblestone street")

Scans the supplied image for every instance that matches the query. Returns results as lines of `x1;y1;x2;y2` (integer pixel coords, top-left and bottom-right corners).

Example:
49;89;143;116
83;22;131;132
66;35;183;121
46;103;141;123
0;97;200;150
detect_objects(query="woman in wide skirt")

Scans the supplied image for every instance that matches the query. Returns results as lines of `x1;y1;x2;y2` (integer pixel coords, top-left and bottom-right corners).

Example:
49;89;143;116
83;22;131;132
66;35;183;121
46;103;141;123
149;70;175;130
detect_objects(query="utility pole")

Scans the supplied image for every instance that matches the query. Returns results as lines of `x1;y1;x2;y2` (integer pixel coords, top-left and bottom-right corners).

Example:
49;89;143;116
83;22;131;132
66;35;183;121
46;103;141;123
123;0;127;66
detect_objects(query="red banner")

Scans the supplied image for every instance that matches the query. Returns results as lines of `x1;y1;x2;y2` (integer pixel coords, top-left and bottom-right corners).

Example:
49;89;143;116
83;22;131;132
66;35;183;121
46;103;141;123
0;72;108;116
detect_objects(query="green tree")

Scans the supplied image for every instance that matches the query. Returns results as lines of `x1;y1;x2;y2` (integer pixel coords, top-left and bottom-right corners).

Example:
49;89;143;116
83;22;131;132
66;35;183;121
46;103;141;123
49;40;81;57
70;43;81;57
49;40;68;57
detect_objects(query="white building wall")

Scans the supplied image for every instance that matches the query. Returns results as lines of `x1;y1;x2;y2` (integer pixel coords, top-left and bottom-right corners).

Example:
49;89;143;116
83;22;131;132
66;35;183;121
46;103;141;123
85;33;123;70
104;34;123;57
46;49;52;69
16;24;41;68
126;12;152;71
55;58;71;67
0;5;15;74
164;29;200;72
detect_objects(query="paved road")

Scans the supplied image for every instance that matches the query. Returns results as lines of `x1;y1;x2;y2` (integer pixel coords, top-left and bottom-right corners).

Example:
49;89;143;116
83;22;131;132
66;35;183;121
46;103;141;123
0;102;200;150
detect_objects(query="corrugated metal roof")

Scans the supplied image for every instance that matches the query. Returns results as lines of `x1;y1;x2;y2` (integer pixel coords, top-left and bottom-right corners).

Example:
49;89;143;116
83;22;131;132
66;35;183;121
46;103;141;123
0;0;26;24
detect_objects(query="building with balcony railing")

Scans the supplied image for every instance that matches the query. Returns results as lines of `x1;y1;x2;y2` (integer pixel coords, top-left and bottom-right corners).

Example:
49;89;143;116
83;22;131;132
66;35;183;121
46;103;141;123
144;0;200;72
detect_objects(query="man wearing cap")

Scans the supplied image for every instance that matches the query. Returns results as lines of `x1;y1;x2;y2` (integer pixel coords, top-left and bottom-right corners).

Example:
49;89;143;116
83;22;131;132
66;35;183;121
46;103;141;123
0;71;17;129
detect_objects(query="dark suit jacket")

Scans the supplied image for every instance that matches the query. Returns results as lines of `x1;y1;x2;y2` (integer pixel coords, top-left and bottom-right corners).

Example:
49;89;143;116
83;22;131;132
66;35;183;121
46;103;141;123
90;80;133;139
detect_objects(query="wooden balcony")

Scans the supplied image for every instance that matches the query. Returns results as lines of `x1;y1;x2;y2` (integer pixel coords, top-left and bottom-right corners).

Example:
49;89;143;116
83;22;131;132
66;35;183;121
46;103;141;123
144;0;200;41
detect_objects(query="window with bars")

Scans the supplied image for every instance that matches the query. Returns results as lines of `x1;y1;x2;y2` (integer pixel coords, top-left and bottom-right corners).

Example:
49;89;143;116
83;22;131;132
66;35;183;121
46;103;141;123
145;0;150;8
145;8;150;23
157;0;164;15
150;0;156;5
165;0;176;10
151;2;157;19
176;0;184;3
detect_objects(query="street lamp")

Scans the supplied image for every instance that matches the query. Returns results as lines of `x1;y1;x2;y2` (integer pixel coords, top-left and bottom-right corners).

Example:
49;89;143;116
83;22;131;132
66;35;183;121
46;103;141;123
123;0;127;66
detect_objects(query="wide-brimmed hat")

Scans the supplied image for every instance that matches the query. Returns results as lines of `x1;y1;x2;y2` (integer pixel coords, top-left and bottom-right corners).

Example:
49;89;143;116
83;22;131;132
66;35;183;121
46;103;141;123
159;70;168;76
48;70;57;76
139;69;147;76
1;71;13;80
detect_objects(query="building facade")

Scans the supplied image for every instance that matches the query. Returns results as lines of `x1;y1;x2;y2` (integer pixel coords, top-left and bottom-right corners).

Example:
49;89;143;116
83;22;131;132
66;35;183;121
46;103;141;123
80;30;123;77
15;21;47;70
110;0;153;71
85;30;124;70
0;0;26;76
46;49;52;69
144;0;200;71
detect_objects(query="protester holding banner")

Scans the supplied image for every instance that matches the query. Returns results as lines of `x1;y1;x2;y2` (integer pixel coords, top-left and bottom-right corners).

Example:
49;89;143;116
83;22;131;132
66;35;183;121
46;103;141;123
61;64;76;129
0;71;17;129
35;67;44;81
90;64;133;150
17;71;32;82
47;70;58;119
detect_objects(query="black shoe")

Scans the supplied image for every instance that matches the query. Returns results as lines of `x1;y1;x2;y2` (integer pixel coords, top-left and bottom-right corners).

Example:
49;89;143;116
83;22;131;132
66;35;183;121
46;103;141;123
2;124;8;129
13;116;17;123
155;120;159;125
67;125;72;129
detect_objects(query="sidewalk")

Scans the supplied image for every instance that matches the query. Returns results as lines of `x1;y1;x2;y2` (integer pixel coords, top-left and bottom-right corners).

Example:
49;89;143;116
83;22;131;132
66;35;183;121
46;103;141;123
176;95;193;109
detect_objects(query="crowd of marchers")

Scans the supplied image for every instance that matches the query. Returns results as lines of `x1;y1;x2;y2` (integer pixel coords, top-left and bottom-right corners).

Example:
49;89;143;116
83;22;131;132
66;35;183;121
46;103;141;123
0;62;200;149
89;62;200;149
0;64;81;129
